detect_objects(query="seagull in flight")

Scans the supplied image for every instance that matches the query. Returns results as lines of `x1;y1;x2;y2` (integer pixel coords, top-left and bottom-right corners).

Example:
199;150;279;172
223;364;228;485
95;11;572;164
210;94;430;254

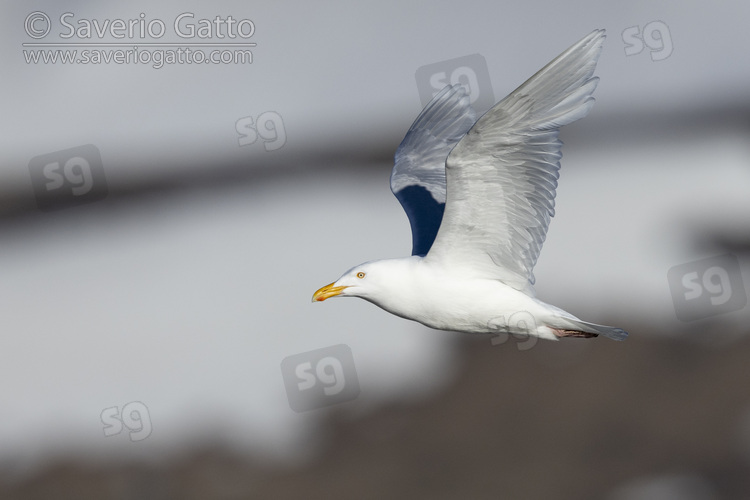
313;30;627;342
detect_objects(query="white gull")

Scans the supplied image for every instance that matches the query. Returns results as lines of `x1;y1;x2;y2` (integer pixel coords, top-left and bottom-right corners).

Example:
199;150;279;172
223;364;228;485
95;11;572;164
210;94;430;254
313;30;627;342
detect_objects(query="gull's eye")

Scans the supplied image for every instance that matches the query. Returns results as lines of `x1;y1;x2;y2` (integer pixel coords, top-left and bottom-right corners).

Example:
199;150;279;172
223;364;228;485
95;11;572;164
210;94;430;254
356;272;366;279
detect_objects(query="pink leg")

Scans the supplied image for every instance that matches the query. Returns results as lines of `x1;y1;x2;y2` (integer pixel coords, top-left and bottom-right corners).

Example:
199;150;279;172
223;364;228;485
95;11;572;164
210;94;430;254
551;328;598;339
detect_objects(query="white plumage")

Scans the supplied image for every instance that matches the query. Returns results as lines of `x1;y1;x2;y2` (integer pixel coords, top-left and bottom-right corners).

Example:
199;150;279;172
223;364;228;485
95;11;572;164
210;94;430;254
313;30;628;342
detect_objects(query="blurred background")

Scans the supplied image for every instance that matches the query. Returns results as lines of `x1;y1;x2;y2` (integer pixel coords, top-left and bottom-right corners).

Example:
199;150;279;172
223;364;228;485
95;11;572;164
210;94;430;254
2;1;750;498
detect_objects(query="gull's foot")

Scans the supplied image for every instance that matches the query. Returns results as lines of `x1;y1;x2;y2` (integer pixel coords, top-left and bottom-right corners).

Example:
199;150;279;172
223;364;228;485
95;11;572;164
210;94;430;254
551;329;599;339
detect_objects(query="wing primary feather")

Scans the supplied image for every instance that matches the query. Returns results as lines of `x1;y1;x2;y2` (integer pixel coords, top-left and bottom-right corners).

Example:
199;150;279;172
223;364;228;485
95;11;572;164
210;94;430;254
425;30;606;292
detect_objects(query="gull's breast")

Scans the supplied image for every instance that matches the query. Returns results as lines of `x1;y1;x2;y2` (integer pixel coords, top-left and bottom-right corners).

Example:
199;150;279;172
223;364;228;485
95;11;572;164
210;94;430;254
383;263;541;334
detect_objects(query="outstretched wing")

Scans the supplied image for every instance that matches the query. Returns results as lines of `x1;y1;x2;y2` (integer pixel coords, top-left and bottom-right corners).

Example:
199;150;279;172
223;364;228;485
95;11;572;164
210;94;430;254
425;30;606;293
391;85;477;256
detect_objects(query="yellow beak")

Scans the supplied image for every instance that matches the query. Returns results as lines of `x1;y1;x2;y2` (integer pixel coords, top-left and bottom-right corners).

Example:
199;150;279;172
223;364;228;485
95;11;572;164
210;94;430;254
312;282;348;302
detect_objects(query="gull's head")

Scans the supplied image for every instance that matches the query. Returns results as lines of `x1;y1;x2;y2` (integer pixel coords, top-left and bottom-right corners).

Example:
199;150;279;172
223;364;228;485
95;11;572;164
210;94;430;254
312;259;413;304
312;261;382;302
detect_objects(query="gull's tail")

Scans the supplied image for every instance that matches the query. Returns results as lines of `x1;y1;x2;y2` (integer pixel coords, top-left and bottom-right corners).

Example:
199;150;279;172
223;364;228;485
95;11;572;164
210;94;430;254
541;300;629;341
